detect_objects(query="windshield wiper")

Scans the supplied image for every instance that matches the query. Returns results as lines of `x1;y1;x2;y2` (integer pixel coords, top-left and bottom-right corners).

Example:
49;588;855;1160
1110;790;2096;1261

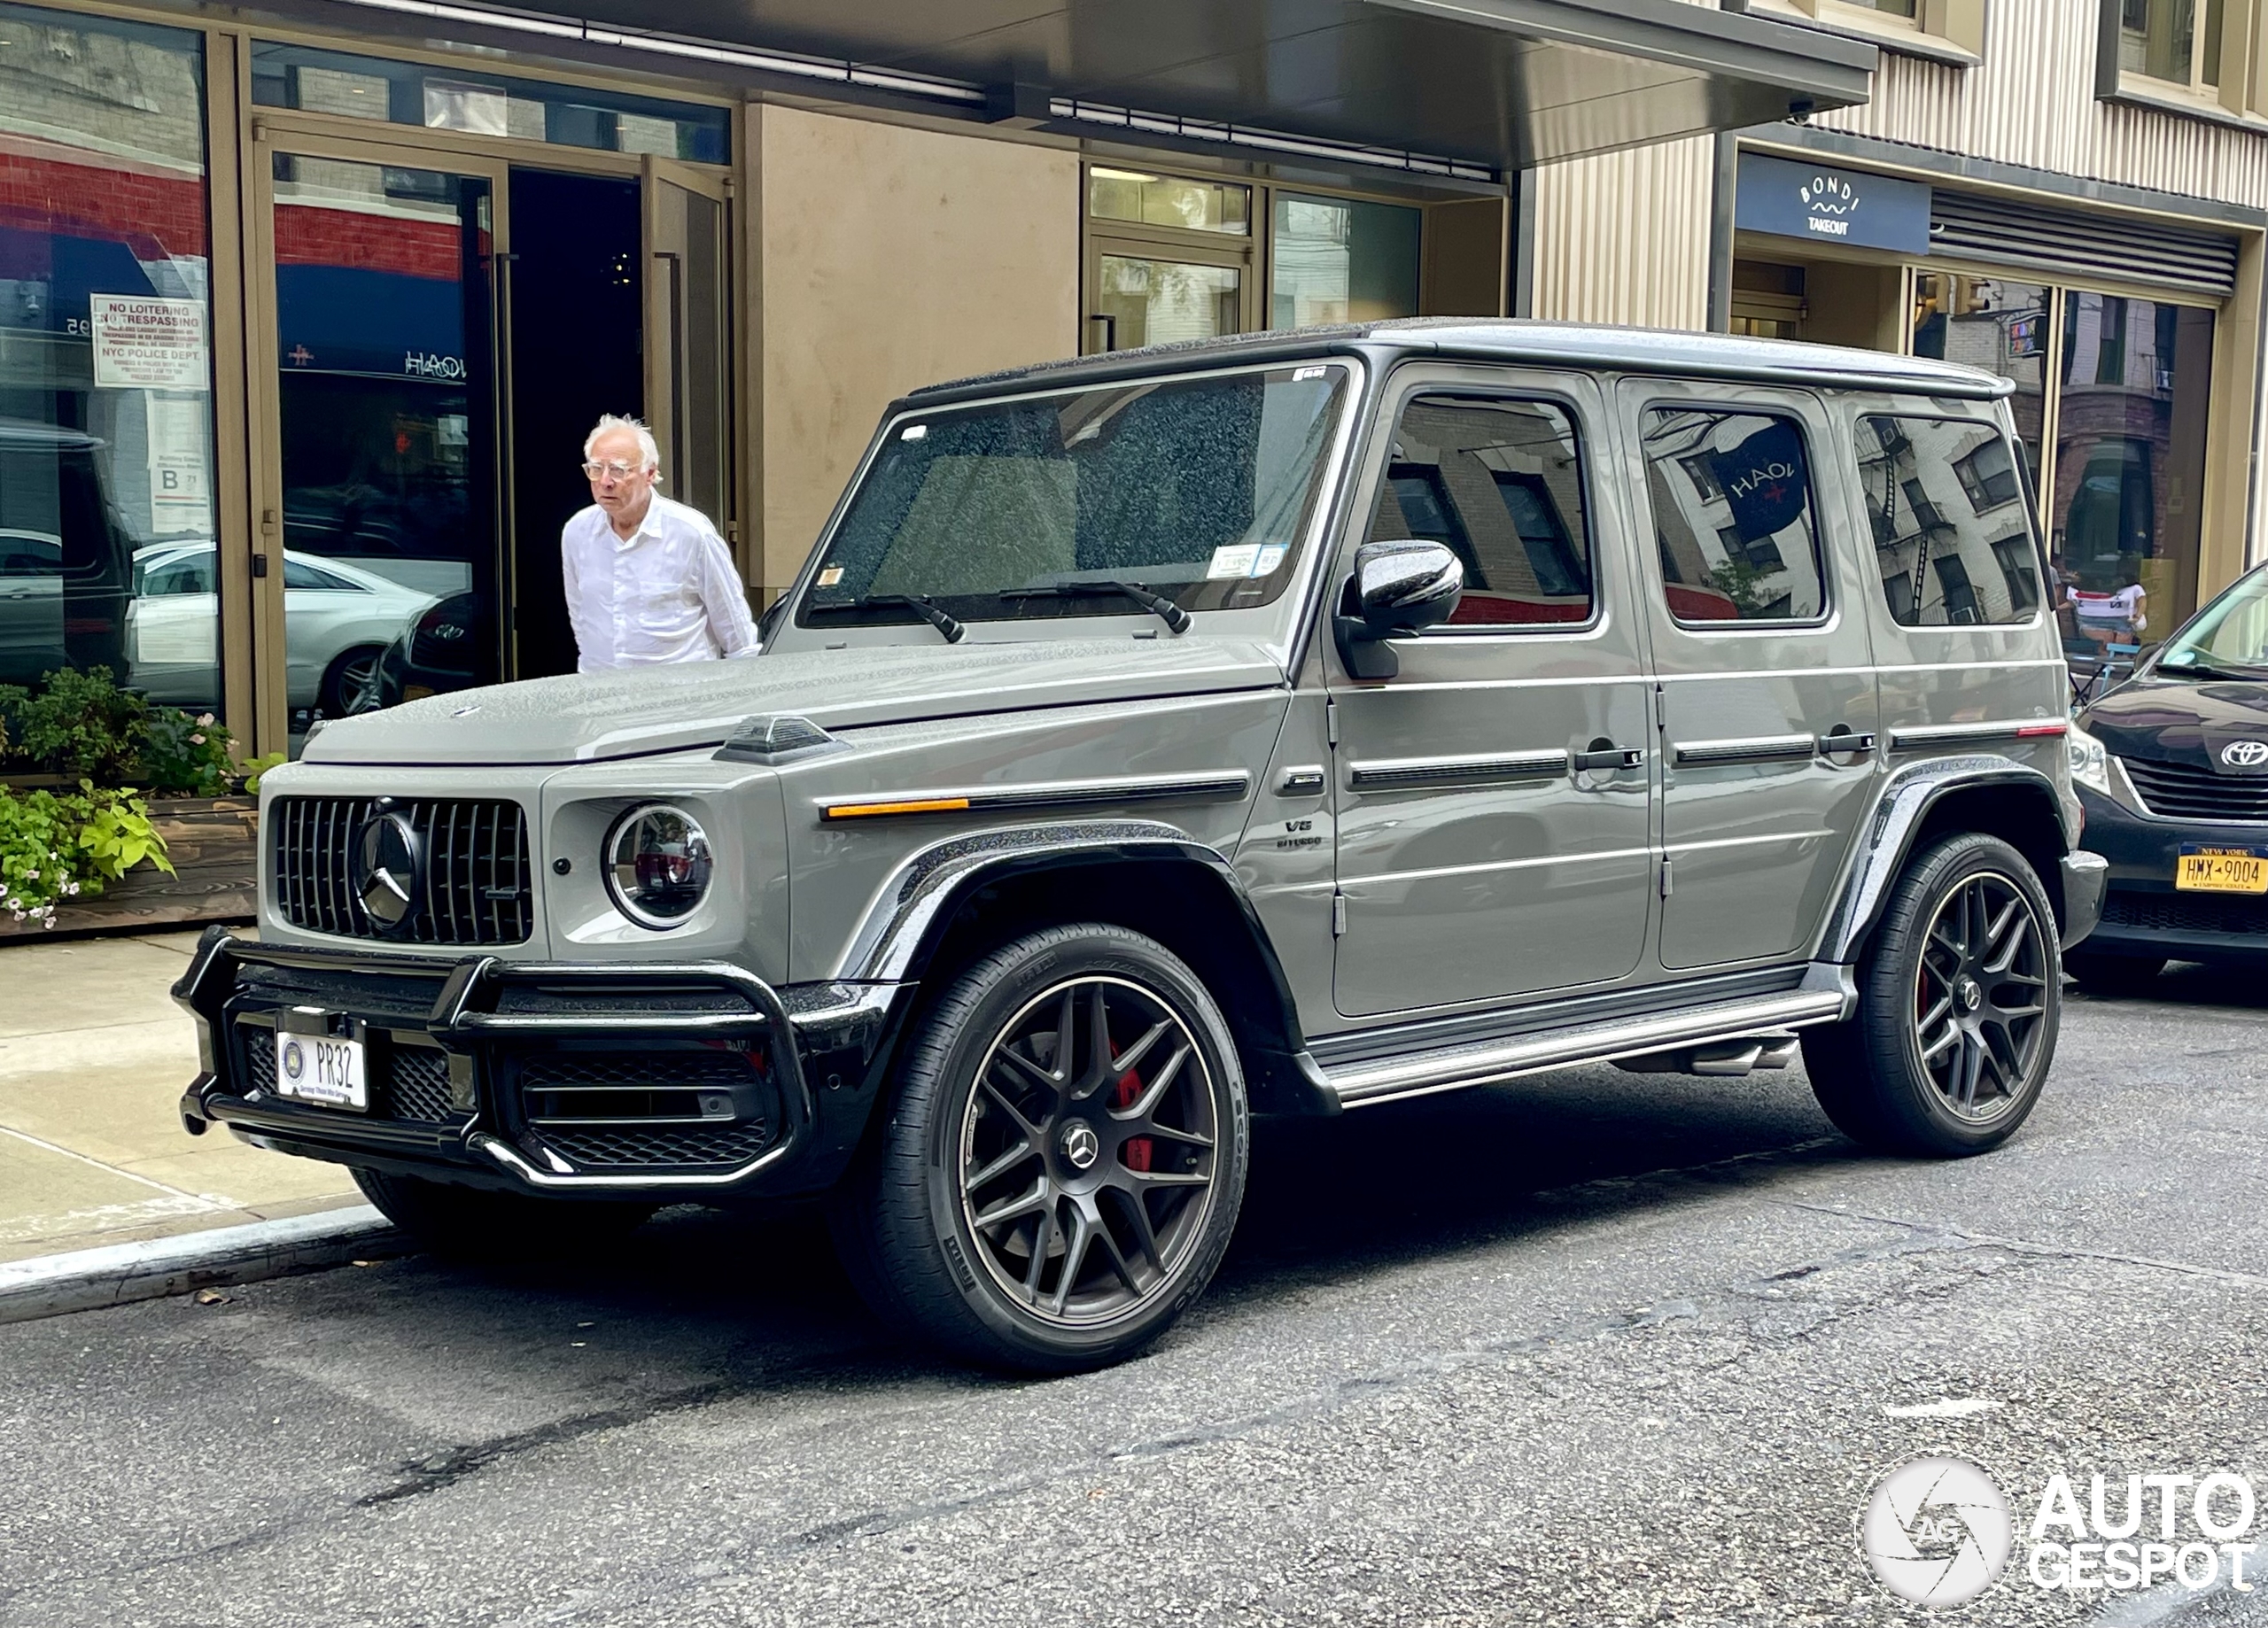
2158;655;2268;682
828;593;964;643
1001;579;1191;634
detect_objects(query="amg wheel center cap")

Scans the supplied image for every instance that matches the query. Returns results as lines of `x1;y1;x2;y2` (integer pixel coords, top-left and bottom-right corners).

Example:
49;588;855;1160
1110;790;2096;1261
1059;1121;1100;1172
1955;976;1984;1013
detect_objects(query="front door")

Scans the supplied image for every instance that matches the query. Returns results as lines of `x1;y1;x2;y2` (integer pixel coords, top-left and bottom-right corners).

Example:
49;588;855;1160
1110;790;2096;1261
251;135;509;749
1621;381;1883;970
1330;374;1656;1019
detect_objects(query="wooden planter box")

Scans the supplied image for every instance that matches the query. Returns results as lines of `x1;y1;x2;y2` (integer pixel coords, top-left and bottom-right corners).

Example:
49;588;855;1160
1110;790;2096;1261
0;795;258;941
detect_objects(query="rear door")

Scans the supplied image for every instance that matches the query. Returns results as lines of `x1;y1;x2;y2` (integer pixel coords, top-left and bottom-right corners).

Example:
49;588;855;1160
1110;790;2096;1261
1329;368;1656;1019
1620;380;1883;971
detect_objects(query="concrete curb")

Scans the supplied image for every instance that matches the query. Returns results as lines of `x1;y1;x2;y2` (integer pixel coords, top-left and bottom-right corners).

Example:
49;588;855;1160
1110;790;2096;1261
0;1205;408;1325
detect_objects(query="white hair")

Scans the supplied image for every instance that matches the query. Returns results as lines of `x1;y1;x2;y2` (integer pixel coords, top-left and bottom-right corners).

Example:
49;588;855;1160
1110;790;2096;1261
584;414;660;475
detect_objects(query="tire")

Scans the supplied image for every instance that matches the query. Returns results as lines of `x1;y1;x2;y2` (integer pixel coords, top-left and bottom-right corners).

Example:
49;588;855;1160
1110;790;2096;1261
828;923;1251;1373
319;645;386;717
353;1167;655;1260
2064;949;2167;996
1804;833;2061;1158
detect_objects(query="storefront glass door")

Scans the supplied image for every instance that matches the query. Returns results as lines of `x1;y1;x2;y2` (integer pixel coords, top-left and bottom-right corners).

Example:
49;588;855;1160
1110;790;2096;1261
258;142;506;745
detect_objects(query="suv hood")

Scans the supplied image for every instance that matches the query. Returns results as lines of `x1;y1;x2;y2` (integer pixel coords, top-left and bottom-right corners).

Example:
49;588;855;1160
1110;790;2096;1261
304;639;1288;766
2083;671;2268;771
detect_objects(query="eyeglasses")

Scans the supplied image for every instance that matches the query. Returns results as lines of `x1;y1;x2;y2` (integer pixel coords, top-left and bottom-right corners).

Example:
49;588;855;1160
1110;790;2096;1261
582;460;645;481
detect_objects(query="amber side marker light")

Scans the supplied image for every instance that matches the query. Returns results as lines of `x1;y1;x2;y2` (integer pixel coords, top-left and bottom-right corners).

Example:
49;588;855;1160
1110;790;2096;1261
822;796;973;820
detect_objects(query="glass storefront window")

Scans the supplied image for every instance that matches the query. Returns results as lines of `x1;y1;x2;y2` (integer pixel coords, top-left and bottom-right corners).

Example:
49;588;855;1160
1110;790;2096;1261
251;43;728;163
1270;193;1419;329
269;153;499;740
1911;273;2050;493
0;4;219;711
2052;291;2213;647
1095;255;1240;348
1086;169;1249;235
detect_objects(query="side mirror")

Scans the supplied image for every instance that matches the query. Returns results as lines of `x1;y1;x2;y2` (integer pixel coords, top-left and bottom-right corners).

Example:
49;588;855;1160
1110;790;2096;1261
1333;539;1464;679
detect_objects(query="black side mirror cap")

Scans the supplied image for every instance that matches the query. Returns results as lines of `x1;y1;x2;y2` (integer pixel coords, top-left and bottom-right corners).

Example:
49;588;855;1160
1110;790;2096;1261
1332;539;1464;680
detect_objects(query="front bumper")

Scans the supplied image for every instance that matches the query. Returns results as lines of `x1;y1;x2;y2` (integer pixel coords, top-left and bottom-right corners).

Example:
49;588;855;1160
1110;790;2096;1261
171;928;901;1200
2071;784;2268;964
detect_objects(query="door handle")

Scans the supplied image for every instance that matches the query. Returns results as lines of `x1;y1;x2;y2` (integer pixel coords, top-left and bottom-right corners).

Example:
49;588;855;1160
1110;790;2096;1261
1815;729;1877;757
1573;743;1644;772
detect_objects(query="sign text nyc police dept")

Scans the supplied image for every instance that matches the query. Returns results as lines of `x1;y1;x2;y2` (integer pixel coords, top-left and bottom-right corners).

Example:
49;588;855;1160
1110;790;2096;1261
1861;1456;2264;1609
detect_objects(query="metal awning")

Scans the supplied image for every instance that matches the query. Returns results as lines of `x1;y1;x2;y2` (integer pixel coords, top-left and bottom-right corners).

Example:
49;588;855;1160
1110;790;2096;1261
519;0;1876;173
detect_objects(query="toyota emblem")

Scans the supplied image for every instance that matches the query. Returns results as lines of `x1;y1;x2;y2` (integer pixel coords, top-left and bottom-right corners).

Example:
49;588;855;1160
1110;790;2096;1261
353;810;423;933
2223;740;2268;769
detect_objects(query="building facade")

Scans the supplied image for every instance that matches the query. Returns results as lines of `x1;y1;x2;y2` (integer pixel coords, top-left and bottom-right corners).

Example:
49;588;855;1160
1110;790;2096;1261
1533;0;2268;660
67;0;2237;761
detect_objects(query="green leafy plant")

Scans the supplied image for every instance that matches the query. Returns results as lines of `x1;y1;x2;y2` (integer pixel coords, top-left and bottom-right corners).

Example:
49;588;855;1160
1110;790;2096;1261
139;708;237;798
0;666;150;785
242;752;288;795
0;783;171;927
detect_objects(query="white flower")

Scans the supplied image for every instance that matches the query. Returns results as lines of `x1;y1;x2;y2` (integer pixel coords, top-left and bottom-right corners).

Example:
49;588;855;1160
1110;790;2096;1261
189;734;205;745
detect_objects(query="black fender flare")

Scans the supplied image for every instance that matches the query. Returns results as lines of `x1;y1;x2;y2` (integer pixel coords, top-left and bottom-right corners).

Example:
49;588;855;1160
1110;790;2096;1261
1818;755;2078;965
832;818;1337;1115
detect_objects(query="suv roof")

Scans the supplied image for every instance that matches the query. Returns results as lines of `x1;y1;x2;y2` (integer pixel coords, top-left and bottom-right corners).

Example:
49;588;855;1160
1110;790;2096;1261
908;318;2010;407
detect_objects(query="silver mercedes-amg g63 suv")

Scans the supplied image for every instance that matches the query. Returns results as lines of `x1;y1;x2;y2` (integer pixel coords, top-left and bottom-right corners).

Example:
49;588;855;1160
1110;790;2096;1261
175;321;2105;1371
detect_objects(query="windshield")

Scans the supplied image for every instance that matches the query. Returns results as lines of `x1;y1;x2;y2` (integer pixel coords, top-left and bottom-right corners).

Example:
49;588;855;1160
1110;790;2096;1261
797;362;1352;631
2156;568;2268;677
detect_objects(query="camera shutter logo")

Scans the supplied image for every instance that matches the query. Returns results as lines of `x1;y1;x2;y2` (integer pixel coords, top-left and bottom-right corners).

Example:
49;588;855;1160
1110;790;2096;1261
2222;740;2268;769
353;810;424;934
1860;1456;2013;1608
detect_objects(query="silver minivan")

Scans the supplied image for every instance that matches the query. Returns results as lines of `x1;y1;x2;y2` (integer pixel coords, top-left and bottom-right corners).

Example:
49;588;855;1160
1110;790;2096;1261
175;322;2105;1370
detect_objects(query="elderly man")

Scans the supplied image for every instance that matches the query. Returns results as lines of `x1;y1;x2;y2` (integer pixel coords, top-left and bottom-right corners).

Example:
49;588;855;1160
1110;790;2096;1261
562;414;757;671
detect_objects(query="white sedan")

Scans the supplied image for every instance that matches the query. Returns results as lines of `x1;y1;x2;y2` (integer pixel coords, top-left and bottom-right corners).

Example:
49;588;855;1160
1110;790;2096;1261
127;542;436;714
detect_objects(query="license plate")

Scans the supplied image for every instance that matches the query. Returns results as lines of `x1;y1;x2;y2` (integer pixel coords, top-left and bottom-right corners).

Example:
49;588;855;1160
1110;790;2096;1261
274;1028;367;1111
2176;845;2268;895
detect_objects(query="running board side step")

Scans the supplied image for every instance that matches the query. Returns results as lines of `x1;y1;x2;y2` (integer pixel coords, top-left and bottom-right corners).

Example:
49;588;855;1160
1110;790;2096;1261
1321;983;1849;1109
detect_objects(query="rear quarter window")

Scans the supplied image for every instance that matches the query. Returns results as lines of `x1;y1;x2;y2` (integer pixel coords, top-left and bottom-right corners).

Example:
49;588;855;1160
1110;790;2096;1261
1641;407;1826;624
1858;415;2040;627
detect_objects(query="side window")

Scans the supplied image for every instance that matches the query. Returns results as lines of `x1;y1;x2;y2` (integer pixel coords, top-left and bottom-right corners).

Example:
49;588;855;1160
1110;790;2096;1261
1641;407;1825;624
1364;395;1592;627
283;558;355;592
1859;415;2040;627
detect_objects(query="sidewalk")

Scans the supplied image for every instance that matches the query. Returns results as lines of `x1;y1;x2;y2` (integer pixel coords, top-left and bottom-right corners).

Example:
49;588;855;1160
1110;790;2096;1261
0;929;362;1266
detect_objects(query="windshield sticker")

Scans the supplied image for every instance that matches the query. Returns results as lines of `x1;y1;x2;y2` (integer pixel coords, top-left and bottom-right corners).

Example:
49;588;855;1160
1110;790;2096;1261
1208;544;1260;579
1293;366;1326;382
817;566;845;587
1254;544;1288;576
900;423;928;441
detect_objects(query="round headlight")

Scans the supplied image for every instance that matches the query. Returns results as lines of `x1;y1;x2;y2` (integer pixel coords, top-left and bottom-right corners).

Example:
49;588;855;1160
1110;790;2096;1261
603;803;712;929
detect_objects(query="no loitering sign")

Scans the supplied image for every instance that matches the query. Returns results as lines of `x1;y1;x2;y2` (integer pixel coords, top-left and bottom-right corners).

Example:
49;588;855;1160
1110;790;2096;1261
89;294;209;391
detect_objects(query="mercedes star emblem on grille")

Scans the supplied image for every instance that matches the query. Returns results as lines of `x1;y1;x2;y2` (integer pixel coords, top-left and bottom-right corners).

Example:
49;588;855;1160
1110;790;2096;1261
2221;740;2268;769
353;810;423;932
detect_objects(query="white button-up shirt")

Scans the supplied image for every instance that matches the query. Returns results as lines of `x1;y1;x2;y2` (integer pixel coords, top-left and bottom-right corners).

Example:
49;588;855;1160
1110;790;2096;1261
561;493;759;672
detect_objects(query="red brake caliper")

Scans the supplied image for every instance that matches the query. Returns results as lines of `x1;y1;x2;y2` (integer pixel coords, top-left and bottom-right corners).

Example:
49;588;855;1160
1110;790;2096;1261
1114;1066;1153;1172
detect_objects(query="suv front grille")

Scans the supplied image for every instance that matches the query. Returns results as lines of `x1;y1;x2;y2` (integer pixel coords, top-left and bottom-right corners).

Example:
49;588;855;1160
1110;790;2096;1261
2102;888;2268;938
2119;757;2268;823
271;796;532;945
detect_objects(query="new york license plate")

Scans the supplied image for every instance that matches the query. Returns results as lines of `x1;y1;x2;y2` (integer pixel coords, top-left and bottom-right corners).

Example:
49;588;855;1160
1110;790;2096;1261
274;1027;367;1111
2176;845;2268;895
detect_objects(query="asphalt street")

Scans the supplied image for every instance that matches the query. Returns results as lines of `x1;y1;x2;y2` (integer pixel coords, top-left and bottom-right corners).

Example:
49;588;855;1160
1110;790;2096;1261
4;973;2268;1627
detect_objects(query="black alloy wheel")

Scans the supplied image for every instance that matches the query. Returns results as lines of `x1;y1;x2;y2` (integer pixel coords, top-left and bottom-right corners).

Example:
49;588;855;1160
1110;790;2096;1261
1806;832;2062;1157
957;974;1220;1325
830;923;1249;1372
1910;868;2054;1123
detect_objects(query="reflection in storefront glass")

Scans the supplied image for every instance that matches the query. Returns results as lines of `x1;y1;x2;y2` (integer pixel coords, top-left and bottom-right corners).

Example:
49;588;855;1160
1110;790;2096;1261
1095;255;1240;349
270;154;496;750
0;4;218;713
1911;273;2049;496
1270;193;1419;329
2052;291;2212;648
